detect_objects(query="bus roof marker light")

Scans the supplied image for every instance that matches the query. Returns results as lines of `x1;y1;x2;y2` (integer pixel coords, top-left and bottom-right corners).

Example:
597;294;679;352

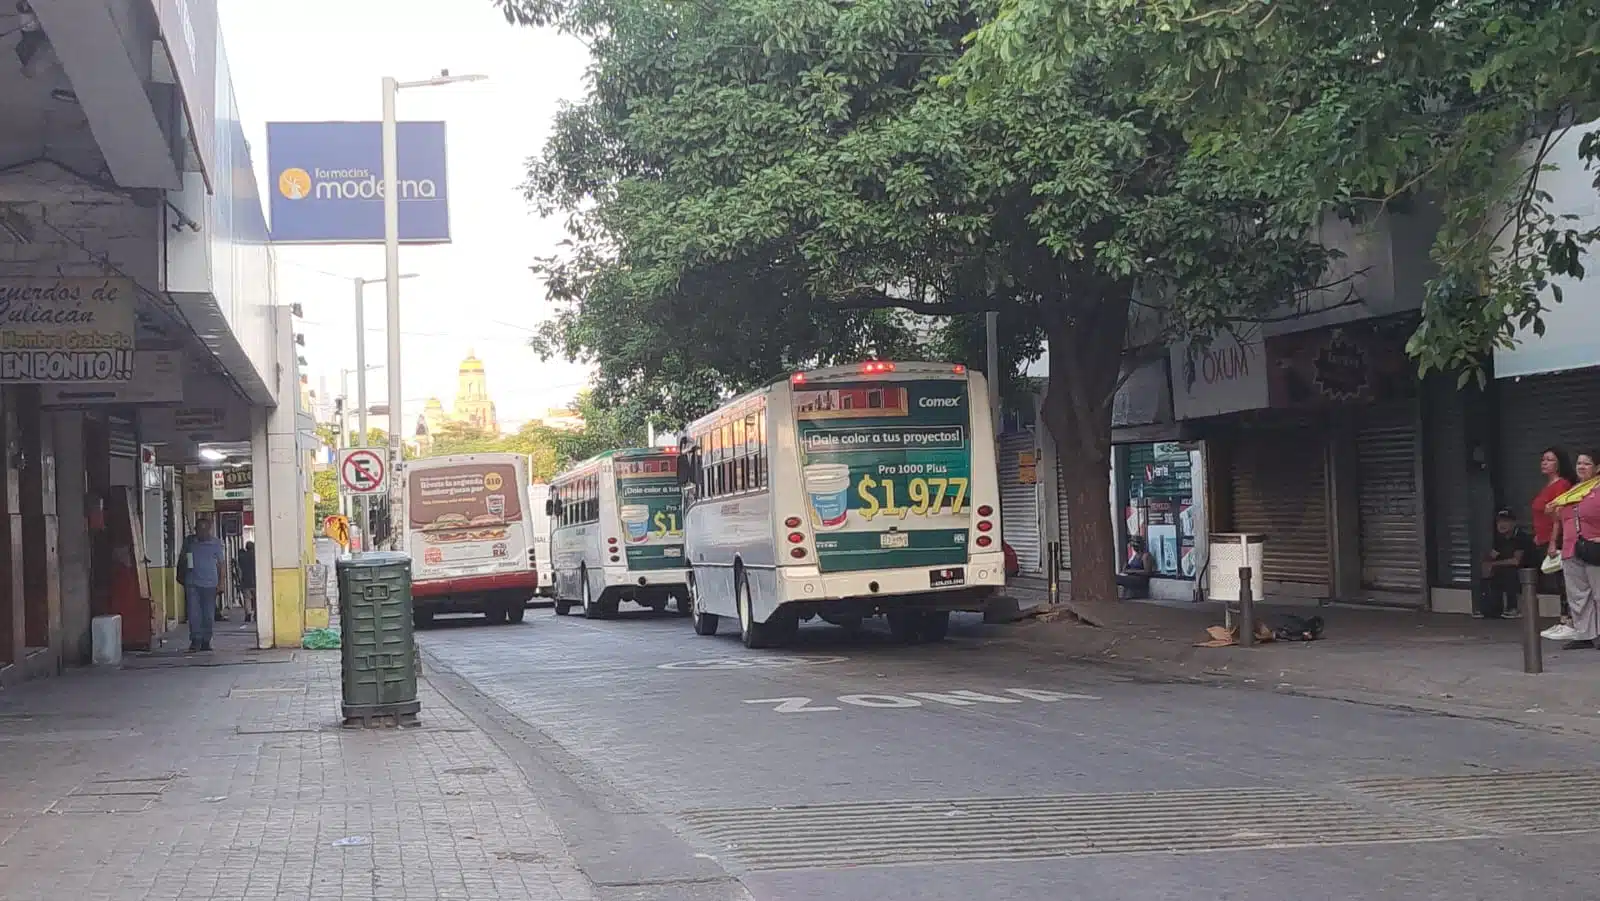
859;361;896;374
952;364;966;374
790;372;807;384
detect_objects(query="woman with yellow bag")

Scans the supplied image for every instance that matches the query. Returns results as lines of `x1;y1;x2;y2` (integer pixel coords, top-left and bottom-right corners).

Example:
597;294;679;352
1542;450;1600;649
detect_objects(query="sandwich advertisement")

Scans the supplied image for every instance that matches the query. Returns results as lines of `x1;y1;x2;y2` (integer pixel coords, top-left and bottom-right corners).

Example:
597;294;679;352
408;462;522;545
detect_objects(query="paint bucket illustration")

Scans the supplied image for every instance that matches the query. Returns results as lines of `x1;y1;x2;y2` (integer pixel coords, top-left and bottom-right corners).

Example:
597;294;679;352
620;505;651;542
804;463;853;530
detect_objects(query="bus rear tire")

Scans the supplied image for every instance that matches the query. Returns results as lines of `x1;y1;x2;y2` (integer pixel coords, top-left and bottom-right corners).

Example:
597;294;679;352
554;601;573;616
738;579;793;649
505;602;527;624
674;593;693;617
413;611;434;630
485;605;508;625
920;610;950;641
886;610;919;643
690;579;719;636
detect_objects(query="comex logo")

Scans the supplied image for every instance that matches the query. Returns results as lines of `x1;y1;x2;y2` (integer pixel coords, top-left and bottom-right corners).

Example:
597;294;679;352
276;165;438;202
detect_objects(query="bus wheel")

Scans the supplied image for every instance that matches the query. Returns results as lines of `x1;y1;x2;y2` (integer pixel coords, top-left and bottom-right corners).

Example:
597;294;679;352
412;611;434;630
485;605;508;625
505;602;527;625
920;610;950;641
738;579;788;649
886;610;919;644
646;595;668;613
554;601;573;616
674;593;693;617
690;581;719;636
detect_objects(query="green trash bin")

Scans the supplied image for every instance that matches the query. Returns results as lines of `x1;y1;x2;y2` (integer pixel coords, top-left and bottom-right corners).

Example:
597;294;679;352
336;551;421;725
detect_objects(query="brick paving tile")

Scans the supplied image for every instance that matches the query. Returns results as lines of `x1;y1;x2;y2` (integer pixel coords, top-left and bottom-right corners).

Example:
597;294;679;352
0;632;595;901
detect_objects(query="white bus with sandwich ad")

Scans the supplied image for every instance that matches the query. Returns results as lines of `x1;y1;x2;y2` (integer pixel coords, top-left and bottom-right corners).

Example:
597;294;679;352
402;453;539;628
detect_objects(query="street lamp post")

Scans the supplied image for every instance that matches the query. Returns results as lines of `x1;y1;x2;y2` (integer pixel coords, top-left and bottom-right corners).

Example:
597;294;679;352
382;70;486;548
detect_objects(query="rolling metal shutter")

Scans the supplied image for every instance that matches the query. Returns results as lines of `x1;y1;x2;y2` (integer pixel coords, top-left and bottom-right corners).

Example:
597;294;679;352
1424;382;1473;587
1054;455;1073;571
1355;405;1424;595
1229;424;1330;592
998;431;1041;572
1498;368;1600;528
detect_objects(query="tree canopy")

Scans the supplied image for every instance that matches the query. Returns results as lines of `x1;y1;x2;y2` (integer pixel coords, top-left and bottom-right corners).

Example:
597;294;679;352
493;0;1600;601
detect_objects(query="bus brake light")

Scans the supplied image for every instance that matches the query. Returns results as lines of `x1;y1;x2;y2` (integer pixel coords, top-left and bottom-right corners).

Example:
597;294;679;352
787;532;805;544
976;535;993;548
790;547;807;558
784;516;802;529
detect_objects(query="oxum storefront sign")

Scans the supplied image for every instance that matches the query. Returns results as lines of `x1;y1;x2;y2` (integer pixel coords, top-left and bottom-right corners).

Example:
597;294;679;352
0;278;136;383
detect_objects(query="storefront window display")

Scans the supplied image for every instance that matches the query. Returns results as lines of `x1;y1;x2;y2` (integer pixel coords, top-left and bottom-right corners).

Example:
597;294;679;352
1122;442;1198;578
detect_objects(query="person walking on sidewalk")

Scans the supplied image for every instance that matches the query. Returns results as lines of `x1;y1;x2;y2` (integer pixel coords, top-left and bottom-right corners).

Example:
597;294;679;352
1481;509;1534;619
1541;450;1600;649
181;518;227;652
236;540;257;624
1531;447;1575;621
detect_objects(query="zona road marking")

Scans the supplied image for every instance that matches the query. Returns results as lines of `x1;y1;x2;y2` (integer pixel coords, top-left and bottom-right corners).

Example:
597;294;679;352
658;655;847;671
743;687;1100;714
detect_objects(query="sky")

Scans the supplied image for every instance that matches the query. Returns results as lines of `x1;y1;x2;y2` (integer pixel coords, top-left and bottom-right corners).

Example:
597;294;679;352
218;0;593;432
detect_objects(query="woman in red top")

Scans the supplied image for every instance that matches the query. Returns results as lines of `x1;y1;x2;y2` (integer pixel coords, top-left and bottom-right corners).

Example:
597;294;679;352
1531;447;1576;619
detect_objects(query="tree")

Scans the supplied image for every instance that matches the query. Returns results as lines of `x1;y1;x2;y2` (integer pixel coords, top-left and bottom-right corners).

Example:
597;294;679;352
494;0;1337;602
965;0;1600;379
312;468;339;522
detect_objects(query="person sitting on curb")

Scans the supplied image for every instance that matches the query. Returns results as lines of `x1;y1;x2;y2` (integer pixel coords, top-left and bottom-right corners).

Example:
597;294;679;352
1480;508;1533;619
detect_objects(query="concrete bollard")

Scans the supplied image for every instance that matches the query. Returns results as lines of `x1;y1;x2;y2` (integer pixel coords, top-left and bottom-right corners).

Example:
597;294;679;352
1520;568;1542;674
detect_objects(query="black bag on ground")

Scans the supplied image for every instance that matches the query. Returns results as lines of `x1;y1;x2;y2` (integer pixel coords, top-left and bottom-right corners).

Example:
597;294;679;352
1274;615;1324;642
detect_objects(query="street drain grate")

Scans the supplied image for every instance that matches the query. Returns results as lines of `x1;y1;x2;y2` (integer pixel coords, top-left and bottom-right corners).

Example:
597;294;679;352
443;765;496;776
678;788;1478;870
1342;771;1600;835
48;775;175;814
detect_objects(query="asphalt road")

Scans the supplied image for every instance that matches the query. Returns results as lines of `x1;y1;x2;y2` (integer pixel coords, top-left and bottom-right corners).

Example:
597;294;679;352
418;608;1600;901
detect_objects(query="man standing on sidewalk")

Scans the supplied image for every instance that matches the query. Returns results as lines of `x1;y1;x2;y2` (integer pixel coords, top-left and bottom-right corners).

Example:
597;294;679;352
183;518;227;651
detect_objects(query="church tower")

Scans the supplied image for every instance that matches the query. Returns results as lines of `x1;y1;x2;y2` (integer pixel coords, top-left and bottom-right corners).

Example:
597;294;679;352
452;350;500;433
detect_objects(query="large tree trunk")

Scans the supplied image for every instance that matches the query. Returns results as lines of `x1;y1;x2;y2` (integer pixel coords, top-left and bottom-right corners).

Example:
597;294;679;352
1038;294;1129;606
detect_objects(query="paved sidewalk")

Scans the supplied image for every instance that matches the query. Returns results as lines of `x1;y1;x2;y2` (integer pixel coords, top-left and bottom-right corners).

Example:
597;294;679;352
995;583;1600;733
0;622;594;901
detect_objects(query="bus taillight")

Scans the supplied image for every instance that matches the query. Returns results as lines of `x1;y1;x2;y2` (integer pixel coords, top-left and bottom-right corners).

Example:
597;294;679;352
976;535;993;548
784;516;802;529
786;532;805;544
607;537;617;545
977;505;993;517
790;547;807;558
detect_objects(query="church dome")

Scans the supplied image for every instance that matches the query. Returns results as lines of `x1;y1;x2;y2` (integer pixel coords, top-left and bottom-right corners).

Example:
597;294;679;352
459;349;484;373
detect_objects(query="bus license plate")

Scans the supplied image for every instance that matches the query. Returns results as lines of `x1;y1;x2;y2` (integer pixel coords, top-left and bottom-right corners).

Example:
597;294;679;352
930;567;965;588
880;532;909;549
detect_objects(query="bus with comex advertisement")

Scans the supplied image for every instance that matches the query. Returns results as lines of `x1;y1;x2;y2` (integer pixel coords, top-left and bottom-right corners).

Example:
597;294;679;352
401;453;539;628
676;360;1006;648
545;448;691;618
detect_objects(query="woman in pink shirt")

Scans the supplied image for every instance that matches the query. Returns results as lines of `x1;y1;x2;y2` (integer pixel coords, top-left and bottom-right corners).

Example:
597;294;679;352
1542;450;1600;649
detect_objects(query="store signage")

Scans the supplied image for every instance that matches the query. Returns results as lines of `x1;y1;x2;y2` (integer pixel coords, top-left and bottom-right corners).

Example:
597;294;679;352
41;351;185;406
182;470;214;513
0;278;136;383
212;467;252;500
266;121;451;244
1170;332;1268;420
1017;450;1038;485
1264;317;1414;409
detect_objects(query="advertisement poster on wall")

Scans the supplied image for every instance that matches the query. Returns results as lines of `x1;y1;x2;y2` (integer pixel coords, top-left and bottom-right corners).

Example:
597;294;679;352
1124;442;1197;578
613;454;683;571
0;278;136;383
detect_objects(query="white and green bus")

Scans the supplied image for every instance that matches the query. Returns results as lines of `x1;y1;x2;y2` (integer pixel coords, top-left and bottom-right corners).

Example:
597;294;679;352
545;448;691;618
677;361;1006;648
